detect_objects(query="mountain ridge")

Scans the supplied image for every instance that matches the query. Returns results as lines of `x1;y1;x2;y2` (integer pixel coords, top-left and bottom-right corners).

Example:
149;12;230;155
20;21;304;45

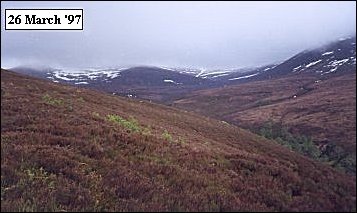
9;37;356;104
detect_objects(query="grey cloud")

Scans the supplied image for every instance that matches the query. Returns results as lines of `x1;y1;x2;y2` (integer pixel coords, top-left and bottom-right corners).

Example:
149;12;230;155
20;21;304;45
1;1;356;69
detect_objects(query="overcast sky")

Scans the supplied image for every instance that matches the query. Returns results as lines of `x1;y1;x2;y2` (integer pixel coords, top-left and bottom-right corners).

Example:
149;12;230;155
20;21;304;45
1;1;356;70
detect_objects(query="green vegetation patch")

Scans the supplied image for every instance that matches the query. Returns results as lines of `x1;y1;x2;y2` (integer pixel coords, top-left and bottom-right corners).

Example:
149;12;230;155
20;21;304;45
258;121;320;159
319;143;356;175
107;114;141;132
257;120;356;175
162;130;173;142
42;94;64;106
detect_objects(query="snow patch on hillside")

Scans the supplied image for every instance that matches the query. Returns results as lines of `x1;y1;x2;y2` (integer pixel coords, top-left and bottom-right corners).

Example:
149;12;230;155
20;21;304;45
74;82;89;85
228;73;259;80
163;79;182;84
322;51;334;56
305;60;322;68
50;68;126;83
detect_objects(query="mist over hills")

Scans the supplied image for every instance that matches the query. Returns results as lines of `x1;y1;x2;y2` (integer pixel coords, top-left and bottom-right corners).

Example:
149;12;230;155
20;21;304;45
10;36;356;102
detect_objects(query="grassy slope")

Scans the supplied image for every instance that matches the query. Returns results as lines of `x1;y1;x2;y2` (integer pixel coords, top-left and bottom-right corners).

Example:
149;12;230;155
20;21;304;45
1;69;356;211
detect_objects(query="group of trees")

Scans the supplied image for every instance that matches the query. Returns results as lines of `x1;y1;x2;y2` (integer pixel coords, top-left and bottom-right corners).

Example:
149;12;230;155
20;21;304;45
258;121;320;160
257;121;356;174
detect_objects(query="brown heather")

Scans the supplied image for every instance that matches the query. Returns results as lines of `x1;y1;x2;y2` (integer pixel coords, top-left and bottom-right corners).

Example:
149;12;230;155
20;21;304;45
172;72;356;174
1;69;356;211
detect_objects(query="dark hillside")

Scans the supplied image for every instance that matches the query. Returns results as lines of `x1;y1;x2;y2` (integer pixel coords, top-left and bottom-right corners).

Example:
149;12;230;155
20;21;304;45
1;69;356;211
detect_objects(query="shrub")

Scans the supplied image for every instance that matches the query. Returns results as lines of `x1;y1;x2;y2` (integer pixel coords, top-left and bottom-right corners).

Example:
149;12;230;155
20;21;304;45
107;114;141;132
320;143;356;174
142;126;152;136
78;97;84;102
176;136;186;145
92;112;100;118
162;130;173;142
42;94;63;106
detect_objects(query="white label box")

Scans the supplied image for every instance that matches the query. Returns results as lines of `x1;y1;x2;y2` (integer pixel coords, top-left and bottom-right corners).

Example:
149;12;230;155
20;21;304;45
5;9;83;30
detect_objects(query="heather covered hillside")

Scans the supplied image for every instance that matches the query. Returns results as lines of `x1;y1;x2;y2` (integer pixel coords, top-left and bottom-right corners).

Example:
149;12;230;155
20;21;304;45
1;69;356;211
172;72;356;174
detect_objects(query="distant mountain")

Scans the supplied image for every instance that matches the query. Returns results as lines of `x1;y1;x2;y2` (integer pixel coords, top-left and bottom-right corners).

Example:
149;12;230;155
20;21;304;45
91;66;208;87
10;65;60;79
77;66;212;102
225;37;356;83
207;64;278;84
9;66;214;102
9;37;356;101
11;66;210;86
267;37;356;76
